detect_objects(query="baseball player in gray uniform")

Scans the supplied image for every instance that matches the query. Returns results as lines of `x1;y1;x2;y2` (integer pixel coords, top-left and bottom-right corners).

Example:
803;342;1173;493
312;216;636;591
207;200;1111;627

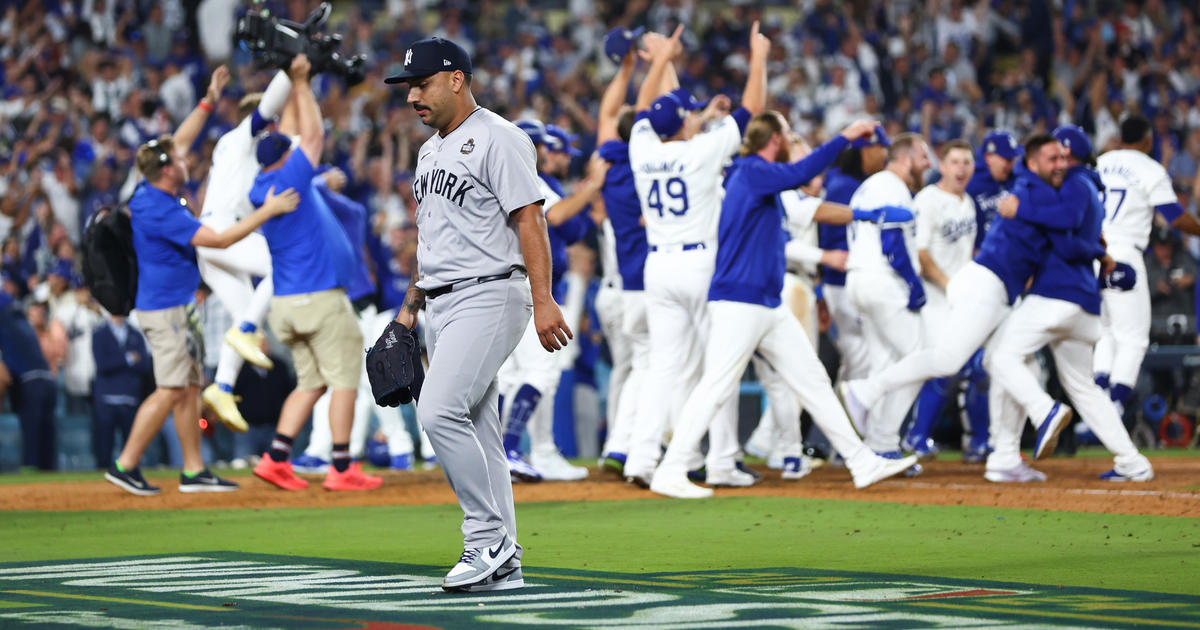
385;37;571;593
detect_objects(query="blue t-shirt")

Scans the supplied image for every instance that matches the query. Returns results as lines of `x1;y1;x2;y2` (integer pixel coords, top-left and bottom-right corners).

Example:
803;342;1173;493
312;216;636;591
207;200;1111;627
597;139;649;291
250;151;355;296
316;180;374;301
819;168;862;287
128;183;202;311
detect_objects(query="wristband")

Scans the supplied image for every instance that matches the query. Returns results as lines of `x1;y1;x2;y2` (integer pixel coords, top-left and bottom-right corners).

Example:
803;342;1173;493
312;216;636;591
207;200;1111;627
198;99;213;113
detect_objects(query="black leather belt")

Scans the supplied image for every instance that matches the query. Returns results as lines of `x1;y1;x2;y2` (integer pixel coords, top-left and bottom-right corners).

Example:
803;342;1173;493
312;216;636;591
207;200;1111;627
426;267;524;299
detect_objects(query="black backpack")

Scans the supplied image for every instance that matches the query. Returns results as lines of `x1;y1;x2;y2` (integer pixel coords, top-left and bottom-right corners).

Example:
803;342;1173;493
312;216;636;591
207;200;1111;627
81;205;138;316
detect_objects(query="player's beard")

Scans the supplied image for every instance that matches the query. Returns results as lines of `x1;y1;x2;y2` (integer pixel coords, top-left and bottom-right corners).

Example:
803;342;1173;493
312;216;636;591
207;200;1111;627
774;141;791;163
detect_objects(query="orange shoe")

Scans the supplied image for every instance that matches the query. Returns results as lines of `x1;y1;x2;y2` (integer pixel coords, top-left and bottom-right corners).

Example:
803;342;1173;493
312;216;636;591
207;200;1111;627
323;461;383;491
254;455;309;490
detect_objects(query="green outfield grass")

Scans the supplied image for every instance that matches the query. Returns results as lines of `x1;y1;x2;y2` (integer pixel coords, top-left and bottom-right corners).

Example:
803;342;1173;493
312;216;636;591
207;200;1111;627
4;496;1197;595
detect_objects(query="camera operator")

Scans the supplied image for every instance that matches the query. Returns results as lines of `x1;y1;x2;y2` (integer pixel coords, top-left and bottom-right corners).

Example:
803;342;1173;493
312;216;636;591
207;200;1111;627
105;66;302;496
248;54;379;492
196;66;294;434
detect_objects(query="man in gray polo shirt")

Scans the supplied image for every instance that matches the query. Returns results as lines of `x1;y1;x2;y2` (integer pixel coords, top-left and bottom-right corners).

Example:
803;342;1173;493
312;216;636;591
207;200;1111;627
384;37;572;593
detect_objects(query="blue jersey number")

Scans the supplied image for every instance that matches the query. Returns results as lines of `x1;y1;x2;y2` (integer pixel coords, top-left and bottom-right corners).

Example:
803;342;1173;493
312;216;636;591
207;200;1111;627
1102;187;1127;220
647;177;690;217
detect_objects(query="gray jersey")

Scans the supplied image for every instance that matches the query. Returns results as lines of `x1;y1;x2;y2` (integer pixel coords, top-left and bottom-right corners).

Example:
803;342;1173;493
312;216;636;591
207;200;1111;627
413;107;544;290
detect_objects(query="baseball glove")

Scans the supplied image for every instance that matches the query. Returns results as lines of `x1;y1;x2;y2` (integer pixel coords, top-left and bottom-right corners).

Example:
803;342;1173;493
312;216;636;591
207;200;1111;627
366;320;424;407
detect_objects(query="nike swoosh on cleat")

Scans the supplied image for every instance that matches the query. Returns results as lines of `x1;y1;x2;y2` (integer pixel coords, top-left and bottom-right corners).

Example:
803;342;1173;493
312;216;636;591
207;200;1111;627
488;543;503;559
492;566;517;581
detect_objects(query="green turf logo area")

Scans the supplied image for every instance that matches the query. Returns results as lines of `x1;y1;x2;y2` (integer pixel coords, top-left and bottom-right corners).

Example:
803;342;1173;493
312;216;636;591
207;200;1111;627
0;553;1196;628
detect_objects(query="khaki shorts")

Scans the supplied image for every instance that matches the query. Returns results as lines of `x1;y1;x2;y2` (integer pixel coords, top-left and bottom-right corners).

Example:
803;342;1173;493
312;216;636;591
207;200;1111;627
268;289;363;391
136;304;205;388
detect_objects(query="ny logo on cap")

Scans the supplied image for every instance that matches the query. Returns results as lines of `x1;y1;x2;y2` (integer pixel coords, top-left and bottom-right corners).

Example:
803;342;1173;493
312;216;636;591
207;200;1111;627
404;49;413;66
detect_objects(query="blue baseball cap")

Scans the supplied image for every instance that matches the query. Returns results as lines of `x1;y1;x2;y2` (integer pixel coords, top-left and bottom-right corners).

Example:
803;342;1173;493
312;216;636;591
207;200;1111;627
515;119;548;146
1053;124;1093;160
384;37;473;84
669;88;707;111
604;26;644;64
850;124;890;149
255;132;292;166
648;93;687;140
545;124;581;156
982;130;1022;159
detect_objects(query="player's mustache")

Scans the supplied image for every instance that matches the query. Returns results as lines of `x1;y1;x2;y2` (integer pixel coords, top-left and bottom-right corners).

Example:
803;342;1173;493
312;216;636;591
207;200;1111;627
412;103;430;113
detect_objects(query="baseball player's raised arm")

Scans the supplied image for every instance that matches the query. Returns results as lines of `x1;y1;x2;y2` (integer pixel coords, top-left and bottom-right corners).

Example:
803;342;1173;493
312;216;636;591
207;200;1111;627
252;70;293;135
741;21;769;116
740;136;851;197
173;65;227;151
291;57;323;165
635;26;682;112
513;203;574;351
598;52;636;144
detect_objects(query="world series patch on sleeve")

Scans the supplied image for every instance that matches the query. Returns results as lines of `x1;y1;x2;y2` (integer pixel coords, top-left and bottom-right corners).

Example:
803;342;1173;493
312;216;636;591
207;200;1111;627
366;321;424;407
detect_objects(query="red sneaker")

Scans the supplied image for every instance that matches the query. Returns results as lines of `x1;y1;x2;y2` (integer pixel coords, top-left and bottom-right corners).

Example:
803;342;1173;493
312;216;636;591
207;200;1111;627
254;455;309;490
323;462;383;491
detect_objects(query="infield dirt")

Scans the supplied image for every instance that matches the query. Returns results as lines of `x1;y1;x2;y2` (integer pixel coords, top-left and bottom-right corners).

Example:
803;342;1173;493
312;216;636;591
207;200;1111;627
3;456;1198;517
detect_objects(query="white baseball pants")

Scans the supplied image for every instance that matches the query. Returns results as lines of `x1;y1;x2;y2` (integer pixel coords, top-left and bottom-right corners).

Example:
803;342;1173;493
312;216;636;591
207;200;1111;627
823;284;870;383
853;262;1011;410
847;270;924;452
748;272;817;458
196;223;274;389
596;287;649;458
657;301;872;478
1094;244;1150;388
987;295;1148;471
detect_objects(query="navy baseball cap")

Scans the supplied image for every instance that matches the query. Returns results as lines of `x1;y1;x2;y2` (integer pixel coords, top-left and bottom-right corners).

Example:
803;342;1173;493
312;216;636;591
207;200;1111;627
384;37;473;84
256;132;292;166
515;119;548;146
982;130;1022;159
669;88;707;111
545;124;581;156
850;124;890;149
1053;124;1093;160
604;26;644;64
648;93;686;140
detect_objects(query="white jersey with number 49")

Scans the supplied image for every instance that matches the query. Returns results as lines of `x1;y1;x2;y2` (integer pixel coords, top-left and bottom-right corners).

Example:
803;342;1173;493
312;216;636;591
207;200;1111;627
628;114;742;248
1097;149;1178;251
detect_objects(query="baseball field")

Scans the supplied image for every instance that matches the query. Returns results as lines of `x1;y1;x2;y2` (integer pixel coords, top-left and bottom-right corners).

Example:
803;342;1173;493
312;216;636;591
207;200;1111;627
1;448;1198;628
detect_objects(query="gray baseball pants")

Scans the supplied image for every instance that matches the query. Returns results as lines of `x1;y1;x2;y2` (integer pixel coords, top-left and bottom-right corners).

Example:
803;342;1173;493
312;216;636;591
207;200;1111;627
418;276;532;550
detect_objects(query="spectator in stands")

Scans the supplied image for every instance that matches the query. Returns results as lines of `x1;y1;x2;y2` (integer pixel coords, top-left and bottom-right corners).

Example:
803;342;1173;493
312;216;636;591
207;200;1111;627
91;314;151;470
0;281;56;470
1147;228;1198;345
56;285;102;415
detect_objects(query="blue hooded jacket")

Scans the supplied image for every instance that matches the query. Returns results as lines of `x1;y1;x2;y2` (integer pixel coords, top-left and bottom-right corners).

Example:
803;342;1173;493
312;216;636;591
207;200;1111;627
1029;165;1106;314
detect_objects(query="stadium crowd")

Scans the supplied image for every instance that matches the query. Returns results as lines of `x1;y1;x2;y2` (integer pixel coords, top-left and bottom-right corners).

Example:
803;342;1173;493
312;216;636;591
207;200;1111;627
2;0;1200;474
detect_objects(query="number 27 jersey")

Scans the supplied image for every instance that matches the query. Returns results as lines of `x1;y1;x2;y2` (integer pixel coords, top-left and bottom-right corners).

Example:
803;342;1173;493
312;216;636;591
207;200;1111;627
628;113;743;248
1096;149;1178;251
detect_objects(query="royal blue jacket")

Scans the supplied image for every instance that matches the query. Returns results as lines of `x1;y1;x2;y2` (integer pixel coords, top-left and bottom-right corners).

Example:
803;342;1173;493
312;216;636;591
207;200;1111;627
974;161;1081;305
710;137;849;307
92;321;152;404
0;292;49;377
967;159;1015;250
819;167;860;286
315;179;374;302
598;139;648;290
1029;165;1106;315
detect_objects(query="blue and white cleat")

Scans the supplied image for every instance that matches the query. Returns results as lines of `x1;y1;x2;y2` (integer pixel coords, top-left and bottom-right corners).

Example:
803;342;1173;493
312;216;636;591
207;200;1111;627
1099;466;1154;482
902;435;940;461
780;456;812;480
878;450;923;477
1034;402;1073;460
507;450;543;483
291;454;330;474
390;453;414;471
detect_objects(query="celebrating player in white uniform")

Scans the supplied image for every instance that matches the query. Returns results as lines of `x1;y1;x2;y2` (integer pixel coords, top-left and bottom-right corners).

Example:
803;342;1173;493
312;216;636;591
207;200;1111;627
1094;115;1200;416
621;25;766;486
195;69;293;431
845;133;932;462
648;108;918;498
903;139;980;458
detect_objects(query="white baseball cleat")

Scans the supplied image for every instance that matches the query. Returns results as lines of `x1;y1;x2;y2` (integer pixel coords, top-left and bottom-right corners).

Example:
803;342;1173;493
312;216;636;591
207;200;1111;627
461;556;524;592
852;453;919;489
837;380;870;433
530;449;588;481
984;461;1047;483
704;467;757;487
650;471;714;499
780;456;813;480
